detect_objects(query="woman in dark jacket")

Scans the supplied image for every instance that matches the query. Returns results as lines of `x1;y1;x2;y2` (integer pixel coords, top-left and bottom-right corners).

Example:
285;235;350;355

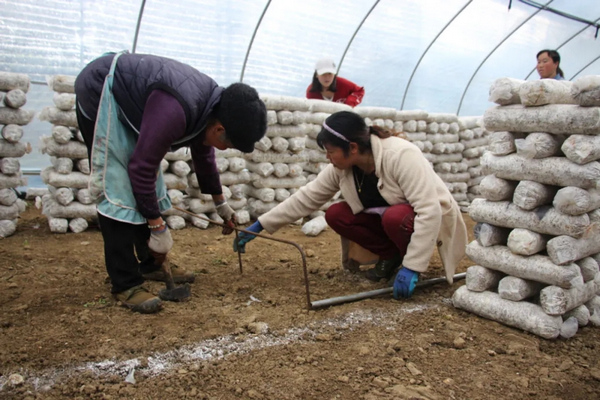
75;52;267;314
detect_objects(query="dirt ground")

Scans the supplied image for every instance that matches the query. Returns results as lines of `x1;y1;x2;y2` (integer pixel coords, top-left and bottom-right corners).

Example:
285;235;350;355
1;203;600;400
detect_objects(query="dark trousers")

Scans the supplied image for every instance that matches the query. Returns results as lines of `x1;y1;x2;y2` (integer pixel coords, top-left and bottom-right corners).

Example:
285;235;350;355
325;201;415;260
76;104;159;293
97;214;159;293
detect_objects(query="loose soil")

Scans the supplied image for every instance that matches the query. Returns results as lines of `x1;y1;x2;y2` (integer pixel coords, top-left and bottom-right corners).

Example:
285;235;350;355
1;203;599;400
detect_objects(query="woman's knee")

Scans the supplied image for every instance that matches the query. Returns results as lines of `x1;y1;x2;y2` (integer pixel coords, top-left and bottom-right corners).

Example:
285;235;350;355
382;204;415;232
325;202;352;229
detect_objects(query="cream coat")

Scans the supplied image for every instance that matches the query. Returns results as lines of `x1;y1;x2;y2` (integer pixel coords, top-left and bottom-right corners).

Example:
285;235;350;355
258;135;468;283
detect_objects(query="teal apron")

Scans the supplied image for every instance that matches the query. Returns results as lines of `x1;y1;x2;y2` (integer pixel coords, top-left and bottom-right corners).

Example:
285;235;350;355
88;52;171;224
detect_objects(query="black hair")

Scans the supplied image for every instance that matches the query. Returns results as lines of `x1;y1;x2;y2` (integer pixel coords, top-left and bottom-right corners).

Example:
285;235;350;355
316;111;393;156
309;72;338;93
537;49;565;78
214;82;267;153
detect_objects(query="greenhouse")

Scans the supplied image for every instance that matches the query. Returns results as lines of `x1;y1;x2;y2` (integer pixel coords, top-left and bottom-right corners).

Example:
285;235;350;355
2;0;600;398
1;0;599;175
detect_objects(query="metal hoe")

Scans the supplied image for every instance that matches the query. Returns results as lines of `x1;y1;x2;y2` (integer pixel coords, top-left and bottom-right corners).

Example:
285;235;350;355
157;256;191;302
174;207;464;309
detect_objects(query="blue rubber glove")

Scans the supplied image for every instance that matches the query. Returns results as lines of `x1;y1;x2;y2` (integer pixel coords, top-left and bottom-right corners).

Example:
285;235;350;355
393;266;419;299
233;221;263;253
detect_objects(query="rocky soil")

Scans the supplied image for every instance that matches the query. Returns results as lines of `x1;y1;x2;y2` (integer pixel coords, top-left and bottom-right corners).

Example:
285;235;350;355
0;203;599;399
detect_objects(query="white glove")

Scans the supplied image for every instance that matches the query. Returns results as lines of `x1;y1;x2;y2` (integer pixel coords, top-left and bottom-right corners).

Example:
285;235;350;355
148;226;173;254
216;201;235;222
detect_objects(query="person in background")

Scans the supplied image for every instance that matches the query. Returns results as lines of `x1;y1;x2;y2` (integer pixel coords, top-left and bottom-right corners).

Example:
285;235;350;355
536;49;565;80
233;111;467;299
75;52;267;314
306;58;365;107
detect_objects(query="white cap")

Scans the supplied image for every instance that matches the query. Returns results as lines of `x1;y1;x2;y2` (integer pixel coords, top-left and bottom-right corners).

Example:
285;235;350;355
315;58;337;75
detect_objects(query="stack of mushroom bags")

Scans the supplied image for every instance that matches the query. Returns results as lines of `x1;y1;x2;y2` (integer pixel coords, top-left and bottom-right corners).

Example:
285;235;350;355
159;146;205;231
38;75;97;233
427;113;488;212
381;109;488;212
0;72;33;237
32;86;492;237
453;75;600;339
160;99;491;236
459;116;489;212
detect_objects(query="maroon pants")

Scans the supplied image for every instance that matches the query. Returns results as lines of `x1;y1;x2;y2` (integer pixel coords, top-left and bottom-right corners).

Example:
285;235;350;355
325;202;415;260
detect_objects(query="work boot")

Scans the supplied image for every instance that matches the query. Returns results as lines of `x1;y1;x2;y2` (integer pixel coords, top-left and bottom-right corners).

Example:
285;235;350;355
142;264;196;284
114;285;163;314
365;254;403;282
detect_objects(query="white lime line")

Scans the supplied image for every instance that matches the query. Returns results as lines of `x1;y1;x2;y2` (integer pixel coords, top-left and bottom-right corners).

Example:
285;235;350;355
0;303;434;392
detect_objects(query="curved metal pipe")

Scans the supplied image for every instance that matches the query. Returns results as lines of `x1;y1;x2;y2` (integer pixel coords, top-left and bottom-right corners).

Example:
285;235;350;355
337;0;380;74
240;0;271;82
310;273;466;309
456;0;553;115
524;16;600;80
173;206;311;308
569;54;600;80
400;0;473;110
131;0;147;54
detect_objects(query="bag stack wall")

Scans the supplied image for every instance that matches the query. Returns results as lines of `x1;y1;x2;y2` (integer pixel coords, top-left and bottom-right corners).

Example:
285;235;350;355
427;113;468;209
0;72;34;237
245;96;330;232
161;148;194;229
458;117;489;212
38;75;95;233
30;85;496;236
453;75;600;340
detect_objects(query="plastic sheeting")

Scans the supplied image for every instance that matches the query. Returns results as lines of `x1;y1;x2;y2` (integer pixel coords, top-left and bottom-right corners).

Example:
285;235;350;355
1;0;600;171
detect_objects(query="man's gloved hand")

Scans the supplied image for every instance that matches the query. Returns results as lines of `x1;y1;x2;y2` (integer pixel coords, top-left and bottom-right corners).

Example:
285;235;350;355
216;201;236;235
148;225;173;265
233;221;263;253
216;201;235;221
393;266;419;299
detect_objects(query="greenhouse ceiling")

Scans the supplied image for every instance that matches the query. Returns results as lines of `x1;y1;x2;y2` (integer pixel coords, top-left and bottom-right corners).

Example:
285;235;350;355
2;0;600;115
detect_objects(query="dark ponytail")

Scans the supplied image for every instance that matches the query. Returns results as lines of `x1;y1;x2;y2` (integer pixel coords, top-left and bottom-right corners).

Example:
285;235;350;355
368;125;393;139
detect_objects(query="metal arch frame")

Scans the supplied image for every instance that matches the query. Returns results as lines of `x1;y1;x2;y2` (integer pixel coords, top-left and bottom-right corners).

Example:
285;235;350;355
337;0;380;75
240;0;272;82
524;17;600;80
129;0;272;77
400;0;473;110
456;0;554;115
569;54;600;80
239;0;377;82
131;0;147;53
79;0;85;64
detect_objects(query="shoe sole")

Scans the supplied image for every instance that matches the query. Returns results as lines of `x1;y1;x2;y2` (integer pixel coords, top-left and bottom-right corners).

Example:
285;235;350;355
124;298;163;314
